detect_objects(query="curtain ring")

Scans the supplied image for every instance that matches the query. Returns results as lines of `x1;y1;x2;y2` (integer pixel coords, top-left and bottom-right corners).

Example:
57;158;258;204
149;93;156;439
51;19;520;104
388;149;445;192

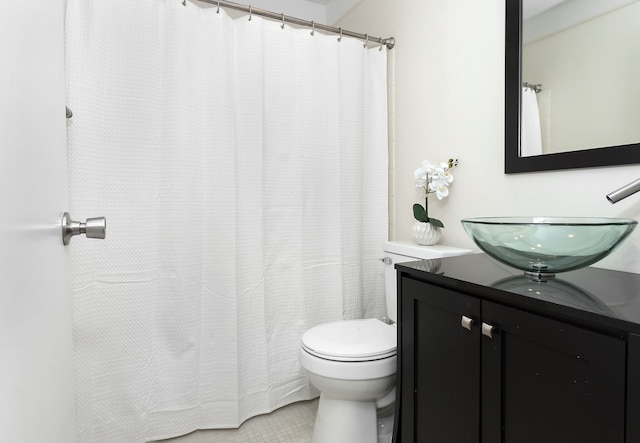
379;37;383;51
281;13;285;29
310;21;315;36
248;5;252;21
217;0;220;13
363;34;368;48
338;28;342;42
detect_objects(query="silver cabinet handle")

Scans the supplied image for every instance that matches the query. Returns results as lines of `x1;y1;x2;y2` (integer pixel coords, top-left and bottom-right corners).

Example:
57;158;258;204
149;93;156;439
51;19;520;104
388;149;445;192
461;315;474;331
482;322;495;339
62;212;106;245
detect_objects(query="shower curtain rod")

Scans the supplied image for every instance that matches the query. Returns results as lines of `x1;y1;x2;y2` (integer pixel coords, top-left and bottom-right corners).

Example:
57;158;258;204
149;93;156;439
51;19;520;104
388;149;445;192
523;82;542;93
185;0;395;50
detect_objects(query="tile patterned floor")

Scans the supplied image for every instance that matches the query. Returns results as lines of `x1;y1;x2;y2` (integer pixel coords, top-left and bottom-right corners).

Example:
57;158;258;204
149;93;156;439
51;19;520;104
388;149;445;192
150;398;318;443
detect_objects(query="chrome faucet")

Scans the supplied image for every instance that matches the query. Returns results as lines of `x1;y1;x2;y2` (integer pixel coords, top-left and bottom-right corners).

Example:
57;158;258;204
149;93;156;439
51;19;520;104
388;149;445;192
607;178;640;204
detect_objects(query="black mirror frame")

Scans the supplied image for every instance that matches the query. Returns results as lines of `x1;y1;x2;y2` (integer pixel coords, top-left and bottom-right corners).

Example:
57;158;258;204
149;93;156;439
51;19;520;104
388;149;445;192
504;0;640;174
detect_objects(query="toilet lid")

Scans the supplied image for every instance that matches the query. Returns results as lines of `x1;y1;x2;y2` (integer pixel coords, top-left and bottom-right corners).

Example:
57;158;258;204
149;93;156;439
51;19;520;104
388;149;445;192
301;318;397;362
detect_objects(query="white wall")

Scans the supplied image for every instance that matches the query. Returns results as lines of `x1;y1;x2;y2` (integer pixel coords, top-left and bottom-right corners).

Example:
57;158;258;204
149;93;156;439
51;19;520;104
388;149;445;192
339;0;640;274
196;0;362;26
216;0;327;22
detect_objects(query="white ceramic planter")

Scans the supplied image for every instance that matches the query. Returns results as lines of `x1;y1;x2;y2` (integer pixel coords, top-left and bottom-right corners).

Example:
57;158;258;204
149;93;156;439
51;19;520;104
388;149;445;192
411;221;442;246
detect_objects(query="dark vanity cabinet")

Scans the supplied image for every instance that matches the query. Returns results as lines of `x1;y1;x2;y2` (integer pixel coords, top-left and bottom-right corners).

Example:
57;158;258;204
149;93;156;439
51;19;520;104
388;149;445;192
395;254;640;443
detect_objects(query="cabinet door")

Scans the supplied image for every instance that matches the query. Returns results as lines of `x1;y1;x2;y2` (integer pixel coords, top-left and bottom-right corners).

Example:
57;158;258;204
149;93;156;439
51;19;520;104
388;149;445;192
400;277;481;443
628;333;640;443
482;301;626;443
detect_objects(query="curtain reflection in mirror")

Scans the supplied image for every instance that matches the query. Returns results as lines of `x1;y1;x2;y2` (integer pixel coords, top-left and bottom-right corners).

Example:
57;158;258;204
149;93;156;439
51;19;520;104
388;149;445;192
520;86;542;156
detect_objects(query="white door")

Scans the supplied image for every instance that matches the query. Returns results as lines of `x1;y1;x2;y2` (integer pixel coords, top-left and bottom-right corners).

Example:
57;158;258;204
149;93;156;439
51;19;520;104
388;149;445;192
0;1;76;441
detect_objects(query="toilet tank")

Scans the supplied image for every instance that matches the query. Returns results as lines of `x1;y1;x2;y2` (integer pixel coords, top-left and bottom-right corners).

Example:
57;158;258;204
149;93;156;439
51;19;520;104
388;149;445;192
382;241;473;323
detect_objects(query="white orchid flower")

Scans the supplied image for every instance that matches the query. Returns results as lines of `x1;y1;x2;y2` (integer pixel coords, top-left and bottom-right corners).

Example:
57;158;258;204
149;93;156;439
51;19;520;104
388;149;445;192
432;167;446;181
414;168;427;189
415;158;458;199
428;176;450;199
444;170;454;183
434;183;450;200
412;158;459;228
421;160;436;171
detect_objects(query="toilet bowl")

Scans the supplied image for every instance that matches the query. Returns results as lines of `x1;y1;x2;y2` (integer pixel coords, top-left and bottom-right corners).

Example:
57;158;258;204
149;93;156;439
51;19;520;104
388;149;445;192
299;318;396;443
299;241;473;443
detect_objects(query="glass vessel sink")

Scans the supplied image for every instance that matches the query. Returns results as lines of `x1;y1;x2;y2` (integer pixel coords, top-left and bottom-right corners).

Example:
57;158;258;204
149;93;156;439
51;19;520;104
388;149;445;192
461;217;637;280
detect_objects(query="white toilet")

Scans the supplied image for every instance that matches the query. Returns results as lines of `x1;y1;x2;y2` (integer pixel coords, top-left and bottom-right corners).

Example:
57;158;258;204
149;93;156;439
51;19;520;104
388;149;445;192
299;241;472;443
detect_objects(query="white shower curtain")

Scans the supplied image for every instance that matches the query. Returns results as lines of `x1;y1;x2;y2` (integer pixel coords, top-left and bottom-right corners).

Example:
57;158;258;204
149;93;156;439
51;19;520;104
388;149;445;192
520;86;543;156
65;1;388;442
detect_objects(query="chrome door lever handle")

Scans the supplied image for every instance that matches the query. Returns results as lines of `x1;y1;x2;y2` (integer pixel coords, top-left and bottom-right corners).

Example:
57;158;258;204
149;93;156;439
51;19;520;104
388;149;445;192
62;212;106;245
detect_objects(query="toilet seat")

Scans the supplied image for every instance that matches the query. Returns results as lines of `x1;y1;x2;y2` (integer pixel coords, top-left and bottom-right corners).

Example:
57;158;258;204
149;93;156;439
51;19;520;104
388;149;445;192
299;346;397;381
301;318;396;362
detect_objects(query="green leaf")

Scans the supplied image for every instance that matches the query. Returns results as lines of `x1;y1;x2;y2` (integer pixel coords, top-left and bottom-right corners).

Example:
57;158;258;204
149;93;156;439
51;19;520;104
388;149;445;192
413;204;428;222
429;217;445;228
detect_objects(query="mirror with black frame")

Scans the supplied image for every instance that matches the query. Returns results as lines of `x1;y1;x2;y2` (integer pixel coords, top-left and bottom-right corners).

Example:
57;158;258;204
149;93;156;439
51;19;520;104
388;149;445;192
505;0;640;173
